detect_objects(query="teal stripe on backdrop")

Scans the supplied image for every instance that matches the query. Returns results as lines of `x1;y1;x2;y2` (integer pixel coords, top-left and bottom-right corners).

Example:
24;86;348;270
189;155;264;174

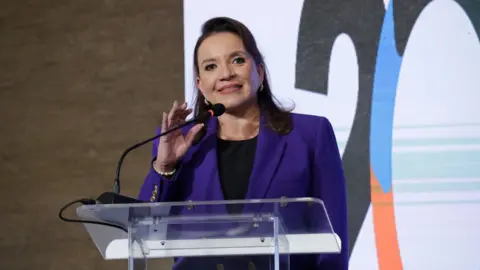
336;138;480;149
375;200;480;206
391;123;480;129
333;123;480;132
392;138;480;146
336;140;480;180
392;151;480;179
393;181;480;192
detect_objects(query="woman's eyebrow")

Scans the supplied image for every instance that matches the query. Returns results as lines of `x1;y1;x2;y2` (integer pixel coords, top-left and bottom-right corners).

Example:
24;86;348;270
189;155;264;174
201;50;248;65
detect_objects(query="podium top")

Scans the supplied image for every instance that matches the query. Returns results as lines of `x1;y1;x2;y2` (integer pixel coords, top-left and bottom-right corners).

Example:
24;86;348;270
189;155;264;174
77;197;341;259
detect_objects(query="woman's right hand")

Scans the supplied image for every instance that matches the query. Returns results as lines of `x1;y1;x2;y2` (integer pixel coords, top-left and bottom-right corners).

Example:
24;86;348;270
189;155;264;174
154;100;204;173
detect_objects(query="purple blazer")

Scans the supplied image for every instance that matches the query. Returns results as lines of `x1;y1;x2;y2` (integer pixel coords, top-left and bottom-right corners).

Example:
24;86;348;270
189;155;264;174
138;112;348;270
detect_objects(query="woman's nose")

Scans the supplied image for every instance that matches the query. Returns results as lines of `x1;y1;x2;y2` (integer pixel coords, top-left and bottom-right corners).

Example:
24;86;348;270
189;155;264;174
220;65;235;79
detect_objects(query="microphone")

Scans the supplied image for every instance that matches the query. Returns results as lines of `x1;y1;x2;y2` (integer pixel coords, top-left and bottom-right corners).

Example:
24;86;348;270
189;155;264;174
58;104;225;233
111;103;225;196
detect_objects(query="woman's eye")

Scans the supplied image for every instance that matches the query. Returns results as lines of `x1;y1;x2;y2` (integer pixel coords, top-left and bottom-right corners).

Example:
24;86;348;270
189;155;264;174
233;57;245;64
205;64;216;71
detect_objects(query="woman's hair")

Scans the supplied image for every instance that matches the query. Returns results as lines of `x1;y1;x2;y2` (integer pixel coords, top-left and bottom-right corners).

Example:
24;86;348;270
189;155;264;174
192;16;293;134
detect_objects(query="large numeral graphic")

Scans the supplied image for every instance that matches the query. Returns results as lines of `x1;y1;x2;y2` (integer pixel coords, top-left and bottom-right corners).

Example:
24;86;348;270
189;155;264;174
295;0;385;255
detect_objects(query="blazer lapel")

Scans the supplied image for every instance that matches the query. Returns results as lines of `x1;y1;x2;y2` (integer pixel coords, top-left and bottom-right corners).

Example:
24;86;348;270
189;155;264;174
190;114;287;213
244;115;287;211
197;118;227;200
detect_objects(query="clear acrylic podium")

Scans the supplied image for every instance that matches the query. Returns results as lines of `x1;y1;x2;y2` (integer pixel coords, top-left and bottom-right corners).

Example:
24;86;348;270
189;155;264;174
76;197;341;270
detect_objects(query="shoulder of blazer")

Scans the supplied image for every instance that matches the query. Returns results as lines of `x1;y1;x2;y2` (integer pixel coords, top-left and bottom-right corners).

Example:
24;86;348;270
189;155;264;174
289;112;331;141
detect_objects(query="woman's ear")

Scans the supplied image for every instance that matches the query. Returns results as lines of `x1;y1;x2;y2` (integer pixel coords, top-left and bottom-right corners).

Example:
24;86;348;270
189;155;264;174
195;76;202;91
257;63;265;84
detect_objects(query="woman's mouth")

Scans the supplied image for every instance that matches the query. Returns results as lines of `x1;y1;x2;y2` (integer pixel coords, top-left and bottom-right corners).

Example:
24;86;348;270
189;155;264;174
218;84;242;94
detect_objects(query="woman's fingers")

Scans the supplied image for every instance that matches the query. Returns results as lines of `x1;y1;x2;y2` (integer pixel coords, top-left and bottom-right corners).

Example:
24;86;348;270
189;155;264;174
184;123;205;147
180;101;187;110
169;101;193;125
179;108;193;120
162;101;194;142
160;112;169;142
167;100;179;127
177;102;191;120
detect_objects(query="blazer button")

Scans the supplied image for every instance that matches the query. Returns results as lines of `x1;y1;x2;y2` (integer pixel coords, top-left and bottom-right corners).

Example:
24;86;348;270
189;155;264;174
216;263;224;270
280;196;288;207
150;195;156;202
154;185;158;191
248;261;256;270
187;200;194;210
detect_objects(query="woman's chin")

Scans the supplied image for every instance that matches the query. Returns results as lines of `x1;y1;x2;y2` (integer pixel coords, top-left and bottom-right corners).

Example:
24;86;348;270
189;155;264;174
215;99;236;108
219;99;258;114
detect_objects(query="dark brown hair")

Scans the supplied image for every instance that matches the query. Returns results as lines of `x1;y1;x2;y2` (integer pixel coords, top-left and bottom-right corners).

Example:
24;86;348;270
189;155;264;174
192;16;293;134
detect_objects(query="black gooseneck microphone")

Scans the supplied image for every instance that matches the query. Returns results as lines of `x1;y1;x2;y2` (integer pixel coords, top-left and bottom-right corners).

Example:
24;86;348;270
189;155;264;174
58;103;225;232
110;103;226;197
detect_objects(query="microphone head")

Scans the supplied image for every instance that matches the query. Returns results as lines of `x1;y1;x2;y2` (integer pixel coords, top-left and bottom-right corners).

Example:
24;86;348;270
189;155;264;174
211;103;226;117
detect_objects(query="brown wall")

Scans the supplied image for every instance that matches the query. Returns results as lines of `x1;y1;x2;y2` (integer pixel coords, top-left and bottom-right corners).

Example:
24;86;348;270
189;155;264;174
0;1;183;269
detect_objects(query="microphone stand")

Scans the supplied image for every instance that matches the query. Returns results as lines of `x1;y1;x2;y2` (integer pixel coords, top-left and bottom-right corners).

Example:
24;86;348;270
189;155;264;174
58;104;225;232
104;104;225;203
113;116;202;195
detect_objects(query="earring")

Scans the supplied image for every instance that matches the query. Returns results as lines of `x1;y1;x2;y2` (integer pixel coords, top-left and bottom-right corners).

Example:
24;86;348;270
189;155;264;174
204;98;210;105
258;84;264;92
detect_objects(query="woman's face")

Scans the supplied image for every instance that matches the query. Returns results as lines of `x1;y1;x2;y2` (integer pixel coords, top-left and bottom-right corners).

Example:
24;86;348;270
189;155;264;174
195;32;264;112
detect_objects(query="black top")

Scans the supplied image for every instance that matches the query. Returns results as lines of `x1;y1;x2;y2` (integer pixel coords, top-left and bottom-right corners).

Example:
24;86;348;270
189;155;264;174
217;136;258;213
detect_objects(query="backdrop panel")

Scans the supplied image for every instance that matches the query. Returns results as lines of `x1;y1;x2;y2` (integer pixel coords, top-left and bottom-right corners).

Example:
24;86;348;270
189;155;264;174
183;0;480;269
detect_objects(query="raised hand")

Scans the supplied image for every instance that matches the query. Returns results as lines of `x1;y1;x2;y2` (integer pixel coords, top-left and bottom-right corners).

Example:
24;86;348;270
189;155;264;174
154;100;204;173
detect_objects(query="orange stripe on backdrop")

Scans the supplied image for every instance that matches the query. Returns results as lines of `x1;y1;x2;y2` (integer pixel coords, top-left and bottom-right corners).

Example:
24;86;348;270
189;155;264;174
370;165;403;270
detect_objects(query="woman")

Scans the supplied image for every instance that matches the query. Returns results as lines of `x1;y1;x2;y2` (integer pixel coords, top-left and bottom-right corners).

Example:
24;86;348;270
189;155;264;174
138;16;348;270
